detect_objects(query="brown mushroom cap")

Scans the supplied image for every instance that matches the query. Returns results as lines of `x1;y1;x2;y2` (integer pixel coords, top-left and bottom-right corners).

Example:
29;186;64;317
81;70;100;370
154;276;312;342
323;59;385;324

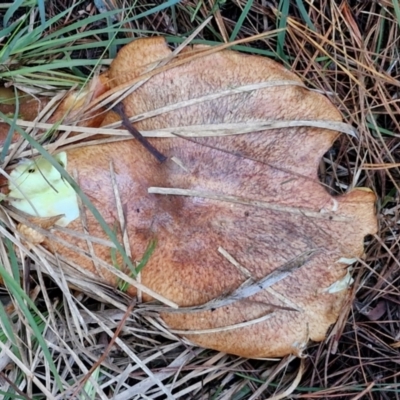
20;37;378;358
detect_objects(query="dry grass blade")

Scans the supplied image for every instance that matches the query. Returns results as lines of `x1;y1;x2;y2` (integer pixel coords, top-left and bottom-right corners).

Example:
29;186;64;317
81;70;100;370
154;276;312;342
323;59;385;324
248;357;305;400
113;349;203;400
144;248;316;315
147;187;349;221
2;118;357;140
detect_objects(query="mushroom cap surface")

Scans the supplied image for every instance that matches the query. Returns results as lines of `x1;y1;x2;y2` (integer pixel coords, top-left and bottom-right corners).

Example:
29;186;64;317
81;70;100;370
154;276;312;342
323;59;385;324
10;37;378;358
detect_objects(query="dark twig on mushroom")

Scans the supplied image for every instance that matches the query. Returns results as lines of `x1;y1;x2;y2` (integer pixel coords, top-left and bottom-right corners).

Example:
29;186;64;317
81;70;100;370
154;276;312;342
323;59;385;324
112;102;167;163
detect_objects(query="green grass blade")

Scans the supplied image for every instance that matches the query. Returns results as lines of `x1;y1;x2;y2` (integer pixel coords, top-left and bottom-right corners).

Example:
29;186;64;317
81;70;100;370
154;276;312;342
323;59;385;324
295;0;316;31
21;37;144;58
0;132;14;164
0;297;19;350
0;264;63;391
17;27;138;54
41;0;180;45
37;0;46;26
0;20;21;41
32;9;126;43
8;28;42;56
190;0;203;23
127;0;181;21
276;0;289;64
0;26;29;64
0;89;19;163
3;0;24;27
374;8;386;57
0;390;26;400
81;366;101;400
229;0;253;42
4;237;20;282
24;4;77;40
366;122;395;137
135;239;157;274
119;238;157;291
0;60;104;78
393;0;400;28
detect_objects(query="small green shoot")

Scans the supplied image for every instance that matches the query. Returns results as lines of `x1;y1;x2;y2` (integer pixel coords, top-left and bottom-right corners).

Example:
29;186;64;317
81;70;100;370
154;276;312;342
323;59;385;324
118;239;157;292
81;366;101;400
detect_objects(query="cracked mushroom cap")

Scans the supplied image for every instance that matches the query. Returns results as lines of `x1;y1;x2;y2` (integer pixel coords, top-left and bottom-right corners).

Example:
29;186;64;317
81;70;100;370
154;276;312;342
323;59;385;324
7;37;378;358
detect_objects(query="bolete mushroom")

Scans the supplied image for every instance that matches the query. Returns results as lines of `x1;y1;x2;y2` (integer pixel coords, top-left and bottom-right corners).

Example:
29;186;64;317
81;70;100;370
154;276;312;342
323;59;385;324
4;37;377;358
